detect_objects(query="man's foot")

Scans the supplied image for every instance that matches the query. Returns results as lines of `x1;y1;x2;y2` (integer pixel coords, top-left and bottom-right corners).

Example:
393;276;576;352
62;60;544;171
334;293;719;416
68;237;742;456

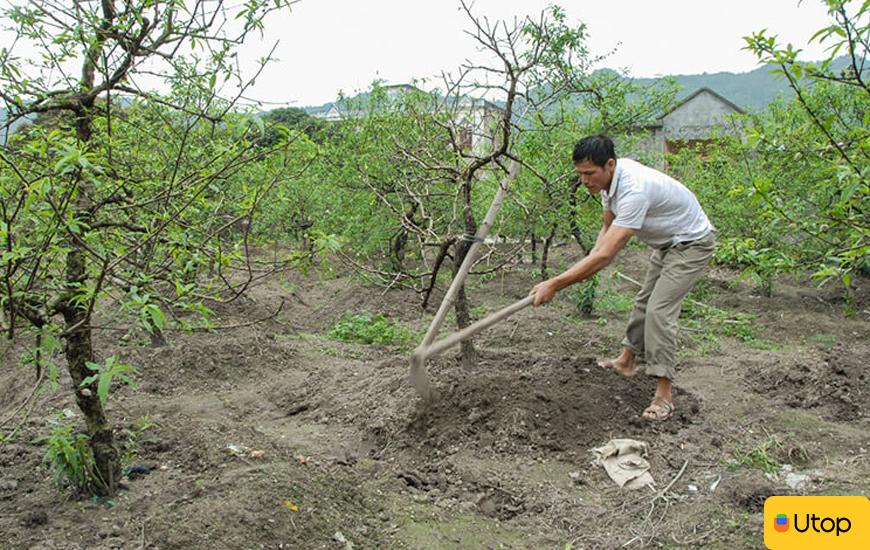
598;357;637;377
641;397;674;421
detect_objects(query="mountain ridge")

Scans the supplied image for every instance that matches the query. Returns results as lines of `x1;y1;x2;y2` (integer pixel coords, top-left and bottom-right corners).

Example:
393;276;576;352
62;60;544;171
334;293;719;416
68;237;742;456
302;57;854;115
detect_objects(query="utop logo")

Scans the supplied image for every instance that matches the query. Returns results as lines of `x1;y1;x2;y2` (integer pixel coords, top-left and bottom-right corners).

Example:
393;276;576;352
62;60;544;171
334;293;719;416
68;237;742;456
772;513;851;535
764;496;868;550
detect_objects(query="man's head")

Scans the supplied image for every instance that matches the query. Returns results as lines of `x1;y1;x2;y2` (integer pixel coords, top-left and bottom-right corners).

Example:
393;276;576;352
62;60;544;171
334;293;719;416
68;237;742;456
573;134;616;194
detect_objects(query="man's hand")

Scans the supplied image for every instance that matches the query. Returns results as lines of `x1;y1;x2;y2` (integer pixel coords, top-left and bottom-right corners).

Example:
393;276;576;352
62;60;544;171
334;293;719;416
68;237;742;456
528;225;632;308
530;279;559;306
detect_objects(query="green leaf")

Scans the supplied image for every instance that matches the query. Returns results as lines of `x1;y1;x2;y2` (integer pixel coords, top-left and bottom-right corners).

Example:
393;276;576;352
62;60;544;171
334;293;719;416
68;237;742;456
143;304;165;331
81;356;137;408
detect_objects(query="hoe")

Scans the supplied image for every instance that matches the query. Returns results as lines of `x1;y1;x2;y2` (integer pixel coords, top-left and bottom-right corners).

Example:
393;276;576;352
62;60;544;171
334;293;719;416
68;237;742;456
410;160;535;401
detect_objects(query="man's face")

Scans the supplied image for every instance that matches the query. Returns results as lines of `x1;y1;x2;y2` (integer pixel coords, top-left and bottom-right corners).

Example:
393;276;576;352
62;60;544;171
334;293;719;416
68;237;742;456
575;158;615;194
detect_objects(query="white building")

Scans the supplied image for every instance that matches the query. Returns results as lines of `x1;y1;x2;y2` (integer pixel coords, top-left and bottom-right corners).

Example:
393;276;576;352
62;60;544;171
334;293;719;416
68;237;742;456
638;87;745;160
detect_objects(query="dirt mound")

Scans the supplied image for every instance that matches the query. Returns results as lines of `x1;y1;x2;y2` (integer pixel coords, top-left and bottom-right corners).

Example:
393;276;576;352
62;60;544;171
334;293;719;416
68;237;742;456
392;351;700;458
129;327;295;396
746;345;868;421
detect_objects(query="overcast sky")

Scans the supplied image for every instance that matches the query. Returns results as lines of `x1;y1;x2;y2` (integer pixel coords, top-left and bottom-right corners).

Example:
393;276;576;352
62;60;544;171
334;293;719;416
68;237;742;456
238;0;833;107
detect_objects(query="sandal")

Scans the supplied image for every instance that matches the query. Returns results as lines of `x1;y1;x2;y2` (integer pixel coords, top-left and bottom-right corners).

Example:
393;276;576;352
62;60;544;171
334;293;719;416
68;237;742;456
642;397;674;421
597;359;637;377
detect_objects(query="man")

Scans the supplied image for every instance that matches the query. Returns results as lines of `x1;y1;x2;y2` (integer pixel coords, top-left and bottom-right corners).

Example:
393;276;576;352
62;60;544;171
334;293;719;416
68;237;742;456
530;134;715;421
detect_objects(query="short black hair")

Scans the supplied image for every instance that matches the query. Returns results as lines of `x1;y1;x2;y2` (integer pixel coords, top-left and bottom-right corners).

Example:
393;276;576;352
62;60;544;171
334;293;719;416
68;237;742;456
572;134;615;166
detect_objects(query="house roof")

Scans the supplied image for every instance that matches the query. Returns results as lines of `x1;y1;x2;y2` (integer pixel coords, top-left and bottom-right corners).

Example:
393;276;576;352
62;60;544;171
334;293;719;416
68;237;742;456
643;87;745;128
672;86;745;115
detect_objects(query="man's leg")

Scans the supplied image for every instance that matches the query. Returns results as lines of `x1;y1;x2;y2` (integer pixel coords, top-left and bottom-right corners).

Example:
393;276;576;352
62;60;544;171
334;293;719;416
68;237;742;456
641;235;715;419
600;249;665;376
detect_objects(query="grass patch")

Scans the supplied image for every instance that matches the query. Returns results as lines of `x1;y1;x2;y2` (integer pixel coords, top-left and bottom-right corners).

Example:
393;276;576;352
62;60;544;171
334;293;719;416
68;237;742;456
687;277;715;302
469;303;490;319
680;299;779;353
682;300;755;340
327;311;416;347
808;332;837;347
678;321;721;357
728;439;781;474
747;338;781;352
595;289;634;313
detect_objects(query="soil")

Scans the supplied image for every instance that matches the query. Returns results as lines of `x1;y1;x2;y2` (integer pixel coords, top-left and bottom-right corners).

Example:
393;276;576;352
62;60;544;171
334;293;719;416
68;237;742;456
745;345;868;422
1;246;868;549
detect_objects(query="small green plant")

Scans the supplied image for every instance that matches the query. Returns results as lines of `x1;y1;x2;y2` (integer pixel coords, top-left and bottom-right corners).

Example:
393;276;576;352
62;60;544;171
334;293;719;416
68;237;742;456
729;440;781;474
132;415;155;432
122;286;166;336
119;415;155;464
595;289;634;313
327;311;415;346
80;356;137;407
33;422;96;493
477;271;497;284
526;267;543;280
681;297;782;353
572;274;600;317
719;314;756;342
714;237;793;297
20;326;63;389
469;303;489;319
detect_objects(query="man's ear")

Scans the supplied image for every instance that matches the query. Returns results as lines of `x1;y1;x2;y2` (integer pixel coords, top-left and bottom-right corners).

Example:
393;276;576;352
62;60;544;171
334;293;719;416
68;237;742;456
606;158;616;172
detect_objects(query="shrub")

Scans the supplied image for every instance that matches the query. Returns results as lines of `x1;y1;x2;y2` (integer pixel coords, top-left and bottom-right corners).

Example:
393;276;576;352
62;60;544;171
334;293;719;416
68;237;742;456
33;423;96;493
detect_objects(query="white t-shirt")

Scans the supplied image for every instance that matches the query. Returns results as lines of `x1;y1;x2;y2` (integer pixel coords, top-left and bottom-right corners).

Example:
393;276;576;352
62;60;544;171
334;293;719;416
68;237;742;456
601;158;713;249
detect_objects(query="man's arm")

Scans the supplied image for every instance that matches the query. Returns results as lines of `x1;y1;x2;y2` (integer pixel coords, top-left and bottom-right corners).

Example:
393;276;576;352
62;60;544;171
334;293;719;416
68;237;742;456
591;210;616;253
531;223;633;305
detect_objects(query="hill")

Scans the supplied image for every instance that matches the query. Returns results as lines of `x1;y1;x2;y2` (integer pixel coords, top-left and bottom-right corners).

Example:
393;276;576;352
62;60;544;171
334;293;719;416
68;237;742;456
631;64;793;111
303;57;854;115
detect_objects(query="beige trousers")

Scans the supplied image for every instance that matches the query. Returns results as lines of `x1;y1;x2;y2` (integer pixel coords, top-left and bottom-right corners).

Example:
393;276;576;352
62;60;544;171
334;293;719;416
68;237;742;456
622;233;716;380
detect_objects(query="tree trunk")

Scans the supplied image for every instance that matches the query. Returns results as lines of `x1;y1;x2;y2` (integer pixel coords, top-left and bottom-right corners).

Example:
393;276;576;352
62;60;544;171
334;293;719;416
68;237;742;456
3;229;13;340
540;223;557;280
421;238;455;310
530;233;538;265
389;229;408;272
390;203;417;272
64;73;120;494
569;180;592;254
62;245;120;495
452;239;478;367
453;180;478;367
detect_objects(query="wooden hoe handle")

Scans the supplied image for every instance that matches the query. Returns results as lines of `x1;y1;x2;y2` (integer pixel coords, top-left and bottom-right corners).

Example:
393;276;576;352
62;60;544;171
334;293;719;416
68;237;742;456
420;295;534;359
